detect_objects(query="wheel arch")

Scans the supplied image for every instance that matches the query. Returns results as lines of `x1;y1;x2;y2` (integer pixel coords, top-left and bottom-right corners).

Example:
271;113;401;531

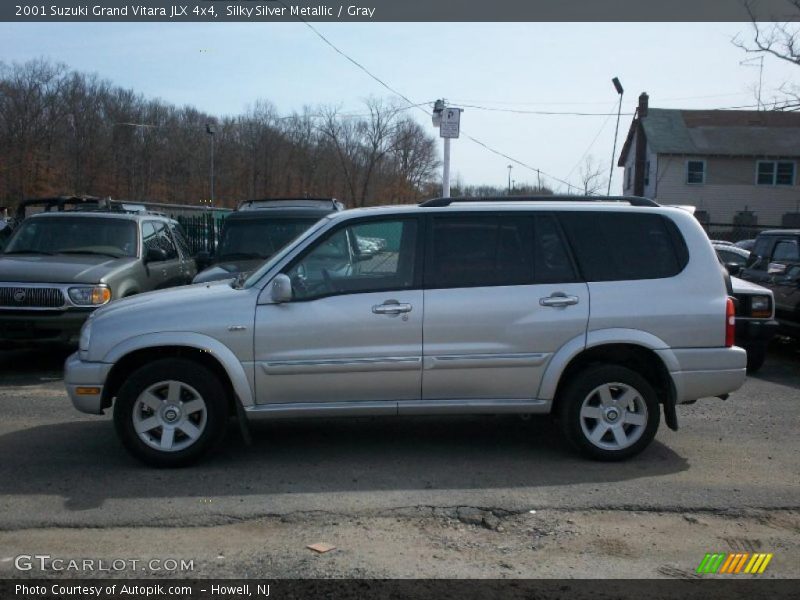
540;330;678;431
101;333;253;412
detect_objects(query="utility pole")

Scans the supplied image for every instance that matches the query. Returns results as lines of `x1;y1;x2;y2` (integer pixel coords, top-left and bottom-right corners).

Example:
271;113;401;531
206;123;216;207
507;165;513;194
607;77;624;196
432;100;462;198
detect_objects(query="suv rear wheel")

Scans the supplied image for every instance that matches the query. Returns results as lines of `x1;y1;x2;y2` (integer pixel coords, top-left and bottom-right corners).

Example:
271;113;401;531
113;358;228;467
559;364;660;461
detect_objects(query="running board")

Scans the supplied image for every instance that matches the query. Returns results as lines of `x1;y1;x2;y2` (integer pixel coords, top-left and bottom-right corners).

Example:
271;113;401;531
243;398;551;420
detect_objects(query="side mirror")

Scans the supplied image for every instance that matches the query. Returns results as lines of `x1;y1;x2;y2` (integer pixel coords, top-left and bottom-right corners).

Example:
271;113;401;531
144;247;168;263
725;262;742;276
767;262;787;276
270;273;293;303
195;250;212;270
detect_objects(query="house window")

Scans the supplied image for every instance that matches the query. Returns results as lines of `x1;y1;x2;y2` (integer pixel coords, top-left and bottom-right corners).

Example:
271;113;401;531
644;160;650;186
686;160;705;184
757;160;795;186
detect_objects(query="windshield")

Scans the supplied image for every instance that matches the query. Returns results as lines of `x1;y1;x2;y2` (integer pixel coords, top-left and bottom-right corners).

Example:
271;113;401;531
4;216;137;258
217;217;319;261
242;217;332;288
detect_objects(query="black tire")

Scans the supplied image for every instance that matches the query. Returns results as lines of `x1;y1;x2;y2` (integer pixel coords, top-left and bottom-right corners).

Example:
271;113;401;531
558;364;660;461
745;345;766;373
113;358;229;467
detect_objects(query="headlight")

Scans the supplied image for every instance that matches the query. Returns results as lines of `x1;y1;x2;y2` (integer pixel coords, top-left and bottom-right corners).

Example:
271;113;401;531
79;319;92;358
68;286;111;306
750;295;771;318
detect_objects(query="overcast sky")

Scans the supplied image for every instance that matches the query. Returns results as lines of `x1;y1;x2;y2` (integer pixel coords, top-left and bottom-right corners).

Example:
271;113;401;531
1;22;797;193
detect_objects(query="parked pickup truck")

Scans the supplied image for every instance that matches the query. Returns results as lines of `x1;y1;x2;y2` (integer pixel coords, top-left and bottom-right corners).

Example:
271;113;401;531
740;229;800;338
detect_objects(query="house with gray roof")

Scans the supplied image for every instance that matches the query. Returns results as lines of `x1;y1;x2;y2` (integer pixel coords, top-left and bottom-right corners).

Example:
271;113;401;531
618;93;800;227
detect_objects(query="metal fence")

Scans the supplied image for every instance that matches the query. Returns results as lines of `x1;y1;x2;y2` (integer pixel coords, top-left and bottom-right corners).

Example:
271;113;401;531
110;200;230;255
174;212;227;254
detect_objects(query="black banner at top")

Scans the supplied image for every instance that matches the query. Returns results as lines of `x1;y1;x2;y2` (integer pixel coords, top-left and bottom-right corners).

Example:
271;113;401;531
3;0;800;22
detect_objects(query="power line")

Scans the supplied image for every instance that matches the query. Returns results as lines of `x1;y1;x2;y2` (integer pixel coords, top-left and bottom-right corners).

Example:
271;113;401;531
281;3;421;111
459;132;578;192
285;10;800;193
448;91;765;107
452;103;635;117
563;104;617;183
285;10;580;191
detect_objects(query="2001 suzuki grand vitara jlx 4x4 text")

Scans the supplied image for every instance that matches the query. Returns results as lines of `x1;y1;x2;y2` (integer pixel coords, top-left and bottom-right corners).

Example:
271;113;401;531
65;196;747;466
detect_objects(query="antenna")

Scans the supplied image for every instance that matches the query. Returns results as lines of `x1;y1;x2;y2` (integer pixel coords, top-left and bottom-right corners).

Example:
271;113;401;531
739;56;764;110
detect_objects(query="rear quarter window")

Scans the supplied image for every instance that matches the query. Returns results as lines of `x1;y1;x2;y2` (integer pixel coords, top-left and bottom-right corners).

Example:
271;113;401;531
558;211;689;281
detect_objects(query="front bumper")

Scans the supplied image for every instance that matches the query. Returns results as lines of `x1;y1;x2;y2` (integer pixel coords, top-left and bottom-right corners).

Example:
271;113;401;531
735;318;779;348
64;352;112;415
0;308;94;347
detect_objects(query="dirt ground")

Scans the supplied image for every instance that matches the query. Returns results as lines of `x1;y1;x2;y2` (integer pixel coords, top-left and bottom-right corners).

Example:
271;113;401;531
2;508;798;578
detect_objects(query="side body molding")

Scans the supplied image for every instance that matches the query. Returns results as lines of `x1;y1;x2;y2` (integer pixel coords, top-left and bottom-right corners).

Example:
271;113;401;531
103;332;255;407
537;328;676;401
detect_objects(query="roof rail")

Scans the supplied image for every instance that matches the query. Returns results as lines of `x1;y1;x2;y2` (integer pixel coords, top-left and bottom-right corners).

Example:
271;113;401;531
237;198;343;211
64;202;165;216
418;195;659;208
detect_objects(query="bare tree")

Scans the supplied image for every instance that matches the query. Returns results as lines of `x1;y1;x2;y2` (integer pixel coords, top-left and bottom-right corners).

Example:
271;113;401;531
578;155;606;196
0;60;440;209
733;2;800;107
733;2;800;66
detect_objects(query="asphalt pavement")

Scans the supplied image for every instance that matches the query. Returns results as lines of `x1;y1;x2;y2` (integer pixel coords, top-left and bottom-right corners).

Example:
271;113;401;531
0;342;797;531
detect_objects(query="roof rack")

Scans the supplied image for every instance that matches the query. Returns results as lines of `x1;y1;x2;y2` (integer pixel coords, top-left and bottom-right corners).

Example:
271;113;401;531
61;202;166;216
237;198;344;211
418;195;659;208
16;195;102;218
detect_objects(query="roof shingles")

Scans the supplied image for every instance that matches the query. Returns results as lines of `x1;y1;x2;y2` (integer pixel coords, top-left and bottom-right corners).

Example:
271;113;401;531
640;108;800;157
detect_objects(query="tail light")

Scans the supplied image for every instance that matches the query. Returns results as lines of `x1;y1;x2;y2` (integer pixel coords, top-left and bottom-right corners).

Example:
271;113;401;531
725;297;735;347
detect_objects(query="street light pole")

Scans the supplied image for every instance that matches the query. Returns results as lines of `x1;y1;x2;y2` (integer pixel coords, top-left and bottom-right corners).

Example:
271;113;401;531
607;77;624;196
206;123;216;207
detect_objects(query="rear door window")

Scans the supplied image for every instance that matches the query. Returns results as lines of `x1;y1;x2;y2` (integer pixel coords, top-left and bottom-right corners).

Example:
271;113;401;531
425;214;577;288
558;212;688;281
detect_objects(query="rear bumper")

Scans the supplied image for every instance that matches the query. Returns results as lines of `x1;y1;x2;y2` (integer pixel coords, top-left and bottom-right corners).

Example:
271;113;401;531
64;352;112;415
658;346;747;404
0;309;94;347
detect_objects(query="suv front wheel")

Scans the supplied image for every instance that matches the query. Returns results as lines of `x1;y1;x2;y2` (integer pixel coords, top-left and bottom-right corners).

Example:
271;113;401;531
559;365;660;461
113;358;228;467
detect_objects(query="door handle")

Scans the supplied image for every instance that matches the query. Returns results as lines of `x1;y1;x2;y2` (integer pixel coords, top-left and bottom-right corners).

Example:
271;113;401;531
539;293;579;307
372;302;412;315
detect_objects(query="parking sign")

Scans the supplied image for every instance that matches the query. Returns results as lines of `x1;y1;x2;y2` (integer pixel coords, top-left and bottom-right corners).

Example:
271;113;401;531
440;108;461;138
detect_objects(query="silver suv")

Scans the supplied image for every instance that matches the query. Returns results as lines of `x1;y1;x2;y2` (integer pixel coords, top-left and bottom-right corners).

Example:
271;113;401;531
65;197;747;466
